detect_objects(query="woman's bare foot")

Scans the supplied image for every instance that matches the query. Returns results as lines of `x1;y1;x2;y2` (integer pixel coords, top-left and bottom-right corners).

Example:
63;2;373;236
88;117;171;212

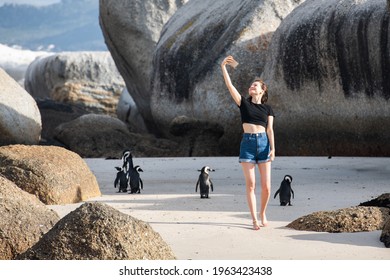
260;214;268;227
252;220;260;230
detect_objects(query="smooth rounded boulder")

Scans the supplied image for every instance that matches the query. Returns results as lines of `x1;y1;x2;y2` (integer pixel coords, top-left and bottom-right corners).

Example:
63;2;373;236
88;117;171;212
261;0;390;156
0;145;101;205
99;0;189;131
0;68;41;145
24;51;124;116
150;0;305;154
17;202;176;260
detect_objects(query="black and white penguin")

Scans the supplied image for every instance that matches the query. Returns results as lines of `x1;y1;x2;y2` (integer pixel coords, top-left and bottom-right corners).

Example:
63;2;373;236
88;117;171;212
273;175;294;206
121;149;133;174
114;166;129;193
129;165;144;194
195;166;215;198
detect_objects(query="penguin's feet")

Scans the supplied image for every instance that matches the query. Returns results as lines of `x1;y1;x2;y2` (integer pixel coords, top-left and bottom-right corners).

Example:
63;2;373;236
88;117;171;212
252;220;260;231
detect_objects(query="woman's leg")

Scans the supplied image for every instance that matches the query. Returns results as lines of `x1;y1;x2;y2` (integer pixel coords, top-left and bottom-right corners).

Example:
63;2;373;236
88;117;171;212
258;161;271;226
241;162;260;230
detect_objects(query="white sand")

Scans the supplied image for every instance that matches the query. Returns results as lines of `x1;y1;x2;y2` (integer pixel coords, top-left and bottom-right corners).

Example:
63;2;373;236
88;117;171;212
49;156;390;260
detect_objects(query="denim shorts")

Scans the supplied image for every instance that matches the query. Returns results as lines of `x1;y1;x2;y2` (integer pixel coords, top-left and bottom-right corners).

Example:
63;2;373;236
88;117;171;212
239;133;270;164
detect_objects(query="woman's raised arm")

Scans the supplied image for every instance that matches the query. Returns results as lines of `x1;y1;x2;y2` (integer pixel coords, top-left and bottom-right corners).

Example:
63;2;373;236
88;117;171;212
221;56;241;106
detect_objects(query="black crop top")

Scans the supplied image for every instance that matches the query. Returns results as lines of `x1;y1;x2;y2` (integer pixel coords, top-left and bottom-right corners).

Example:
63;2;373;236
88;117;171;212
239;97;275;128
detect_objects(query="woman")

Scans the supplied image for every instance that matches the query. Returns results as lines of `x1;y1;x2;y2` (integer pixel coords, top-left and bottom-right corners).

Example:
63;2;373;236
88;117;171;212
221;55;275;230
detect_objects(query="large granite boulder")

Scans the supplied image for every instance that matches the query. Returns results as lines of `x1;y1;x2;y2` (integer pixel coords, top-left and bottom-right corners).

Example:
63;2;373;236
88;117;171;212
99;0;188;131
287;206;390;233
0;175;60;260
24;51;125;116
0;68;41;145
261;0;390;156
53;114;182;158
17;202;176;260
150;0;305;154
0;145;101;205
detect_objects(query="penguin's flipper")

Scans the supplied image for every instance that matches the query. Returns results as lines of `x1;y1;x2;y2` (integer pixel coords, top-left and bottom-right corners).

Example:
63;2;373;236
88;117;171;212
195;179;200;192
140;178;143;190
274;188;280;199
291;188;294;199
114;177;119;188
210;180;213;192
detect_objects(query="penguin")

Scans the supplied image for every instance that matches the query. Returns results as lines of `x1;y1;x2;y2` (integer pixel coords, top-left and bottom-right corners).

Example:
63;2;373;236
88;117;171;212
121;149;133;174
195;166;215;198
273;175;294;206
114;166;129;193
129;165;144;194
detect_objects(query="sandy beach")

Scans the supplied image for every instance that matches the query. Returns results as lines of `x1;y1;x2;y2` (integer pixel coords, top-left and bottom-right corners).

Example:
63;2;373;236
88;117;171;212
48;156;390;260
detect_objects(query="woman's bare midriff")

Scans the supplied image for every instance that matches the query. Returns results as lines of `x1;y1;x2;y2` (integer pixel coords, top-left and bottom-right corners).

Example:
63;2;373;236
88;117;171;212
242;123;266;133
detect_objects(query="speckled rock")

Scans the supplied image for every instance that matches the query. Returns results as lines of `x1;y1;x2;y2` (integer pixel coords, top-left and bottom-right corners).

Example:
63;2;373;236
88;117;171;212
287;206;390;233
0;145;101;205
0;176;60;260
17;202;176;260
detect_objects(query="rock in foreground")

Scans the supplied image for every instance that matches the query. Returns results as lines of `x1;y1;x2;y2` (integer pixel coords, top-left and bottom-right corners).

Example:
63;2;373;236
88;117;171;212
0;145;101;204
17;202;176;260
380;217;390;248
0;176;60;260
287;206;390;233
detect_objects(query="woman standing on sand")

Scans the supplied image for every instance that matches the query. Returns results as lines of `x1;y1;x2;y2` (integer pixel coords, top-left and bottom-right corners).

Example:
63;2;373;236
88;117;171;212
221;55;275;230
